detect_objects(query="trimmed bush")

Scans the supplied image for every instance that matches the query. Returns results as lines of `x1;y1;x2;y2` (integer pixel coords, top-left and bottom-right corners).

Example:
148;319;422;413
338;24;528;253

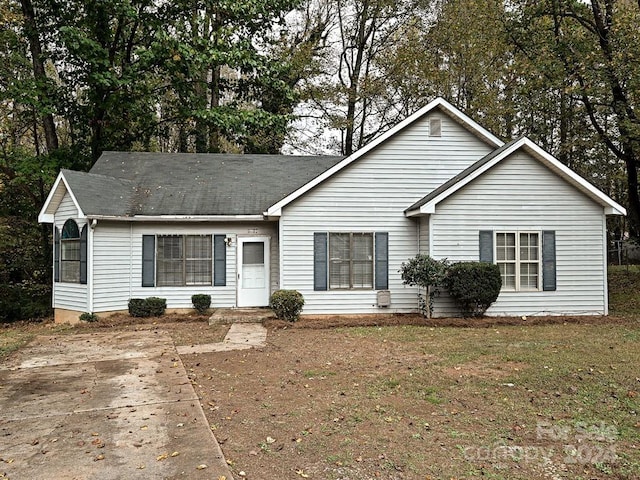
146;297;166;317
128;298;150;317
400;254;449;317
269;290;305;322
128;297;167;317
192;294;212;314
444;262;502;317
79;312;98;322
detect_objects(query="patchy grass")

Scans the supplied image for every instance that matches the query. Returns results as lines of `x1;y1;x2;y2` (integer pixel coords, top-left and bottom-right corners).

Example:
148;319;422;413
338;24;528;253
0;324;37;359
187;320;640;479
608;265;640;316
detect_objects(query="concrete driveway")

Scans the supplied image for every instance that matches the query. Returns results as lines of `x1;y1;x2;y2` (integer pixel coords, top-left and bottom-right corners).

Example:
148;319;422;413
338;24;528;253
0;330;233;480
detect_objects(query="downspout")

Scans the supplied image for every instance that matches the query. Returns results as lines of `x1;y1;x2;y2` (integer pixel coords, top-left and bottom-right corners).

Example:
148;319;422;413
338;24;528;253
88;218;97;313
428;214;434;256
129;223;133;301
602;213;609;315
51;223;55;308
278;218;284;290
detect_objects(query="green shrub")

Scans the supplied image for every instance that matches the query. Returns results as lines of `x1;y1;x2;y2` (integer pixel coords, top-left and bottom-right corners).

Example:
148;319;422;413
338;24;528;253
0;281;51;323
79;312;98;322
128;298;150;317
191;294;212;314
128;297;167;317
444;262;502;317
269;290;305;322
400;254;449;317
145;297;166;317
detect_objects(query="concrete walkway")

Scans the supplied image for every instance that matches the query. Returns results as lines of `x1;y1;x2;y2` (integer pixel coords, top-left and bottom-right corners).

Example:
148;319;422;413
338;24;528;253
175;323;267;355
0;331;234;480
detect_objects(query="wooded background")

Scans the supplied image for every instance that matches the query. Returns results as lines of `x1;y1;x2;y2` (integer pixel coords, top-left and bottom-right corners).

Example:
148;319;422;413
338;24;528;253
1;0;639;320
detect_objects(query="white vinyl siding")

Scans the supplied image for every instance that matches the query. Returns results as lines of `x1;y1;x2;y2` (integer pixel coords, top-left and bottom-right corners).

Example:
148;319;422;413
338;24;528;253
430;151;607;316
280;111;494;314
92;222;132;312
92;221;278;312
53;192;87;311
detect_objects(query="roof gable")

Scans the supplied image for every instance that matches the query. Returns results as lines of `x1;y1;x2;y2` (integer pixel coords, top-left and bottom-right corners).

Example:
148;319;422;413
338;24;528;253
405;137;626;216
265;97;505;217
38;172;85;223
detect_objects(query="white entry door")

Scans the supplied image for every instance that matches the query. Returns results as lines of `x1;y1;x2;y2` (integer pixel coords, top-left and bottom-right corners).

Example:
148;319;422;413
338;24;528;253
237;237;270;307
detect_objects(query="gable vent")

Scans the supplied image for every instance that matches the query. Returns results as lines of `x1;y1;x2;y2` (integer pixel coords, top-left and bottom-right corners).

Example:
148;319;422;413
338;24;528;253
429;118;442;137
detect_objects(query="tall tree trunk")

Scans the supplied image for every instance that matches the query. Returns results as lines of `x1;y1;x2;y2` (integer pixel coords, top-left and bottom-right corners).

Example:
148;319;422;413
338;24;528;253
192;11;210;153
340;0;371;156
20;0;59;153
209;65;221;152
589;0;640;237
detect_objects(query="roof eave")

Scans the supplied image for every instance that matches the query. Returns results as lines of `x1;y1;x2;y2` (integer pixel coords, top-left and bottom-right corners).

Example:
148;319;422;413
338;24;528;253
605;206;626;216
87;214;269;222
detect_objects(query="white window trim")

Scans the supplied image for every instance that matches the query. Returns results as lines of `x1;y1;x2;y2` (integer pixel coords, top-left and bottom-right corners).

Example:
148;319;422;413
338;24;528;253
495;231;542;292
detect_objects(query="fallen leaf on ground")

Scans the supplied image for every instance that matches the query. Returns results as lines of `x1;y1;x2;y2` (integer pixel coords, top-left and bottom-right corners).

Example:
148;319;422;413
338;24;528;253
295;469;309;478
94;454;105;461
196;464;208;470
171;451;180;457
157;453;169;461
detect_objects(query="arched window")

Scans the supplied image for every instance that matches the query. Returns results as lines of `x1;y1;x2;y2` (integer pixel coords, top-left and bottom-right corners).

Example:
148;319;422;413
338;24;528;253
61;219;81;283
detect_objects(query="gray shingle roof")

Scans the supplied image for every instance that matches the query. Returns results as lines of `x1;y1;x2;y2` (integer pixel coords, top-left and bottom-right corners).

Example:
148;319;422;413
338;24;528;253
72;152;344;216
62;169;136;217
405;138;523;213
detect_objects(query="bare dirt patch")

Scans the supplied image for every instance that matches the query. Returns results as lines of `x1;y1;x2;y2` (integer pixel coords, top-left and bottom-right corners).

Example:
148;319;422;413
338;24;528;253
1;314;229;360
442;357;526;380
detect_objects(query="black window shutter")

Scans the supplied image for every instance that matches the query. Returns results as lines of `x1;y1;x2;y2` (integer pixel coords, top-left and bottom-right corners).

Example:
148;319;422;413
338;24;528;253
54;227;60;282
214;235;226;286
80;225;88;285
479;230;494;262
542;230;556;291
314;232;328;291
374;232;389;290
142;235;155;287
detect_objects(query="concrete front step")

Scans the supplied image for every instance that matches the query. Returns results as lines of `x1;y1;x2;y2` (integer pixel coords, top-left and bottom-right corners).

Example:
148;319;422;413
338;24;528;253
209;307;276;325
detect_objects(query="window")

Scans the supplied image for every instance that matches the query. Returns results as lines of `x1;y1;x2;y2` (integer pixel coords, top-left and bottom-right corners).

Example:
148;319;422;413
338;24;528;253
329;233;373;289
496;232;540;291
61;219;80;283
156;235;212;286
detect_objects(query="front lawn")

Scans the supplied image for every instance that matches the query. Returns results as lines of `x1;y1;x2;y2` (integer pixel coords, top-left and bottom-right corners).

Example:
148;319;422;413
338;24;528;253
185;320;640;479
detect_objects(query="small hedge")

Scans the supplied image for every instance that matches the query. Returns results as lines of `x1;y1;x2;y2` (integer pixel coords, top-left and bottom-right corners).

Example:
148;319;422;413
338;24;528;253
269;289;305;322
444;262;502;317
128;297;167;317
192;294;211;314
79;312;98;322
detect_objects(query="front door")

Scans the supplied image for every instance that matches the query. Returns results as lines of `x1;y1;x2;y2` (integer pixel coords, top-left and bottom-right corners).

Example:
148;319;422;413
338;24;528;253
237;237;270;307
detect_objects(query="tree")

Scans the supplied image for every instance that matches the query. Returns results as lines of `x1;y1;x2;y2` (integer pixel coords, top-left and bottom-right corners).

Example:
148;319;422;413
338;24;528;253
158;0;300;154
507;0;640;238
292;0;418;155
400;254;448;318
